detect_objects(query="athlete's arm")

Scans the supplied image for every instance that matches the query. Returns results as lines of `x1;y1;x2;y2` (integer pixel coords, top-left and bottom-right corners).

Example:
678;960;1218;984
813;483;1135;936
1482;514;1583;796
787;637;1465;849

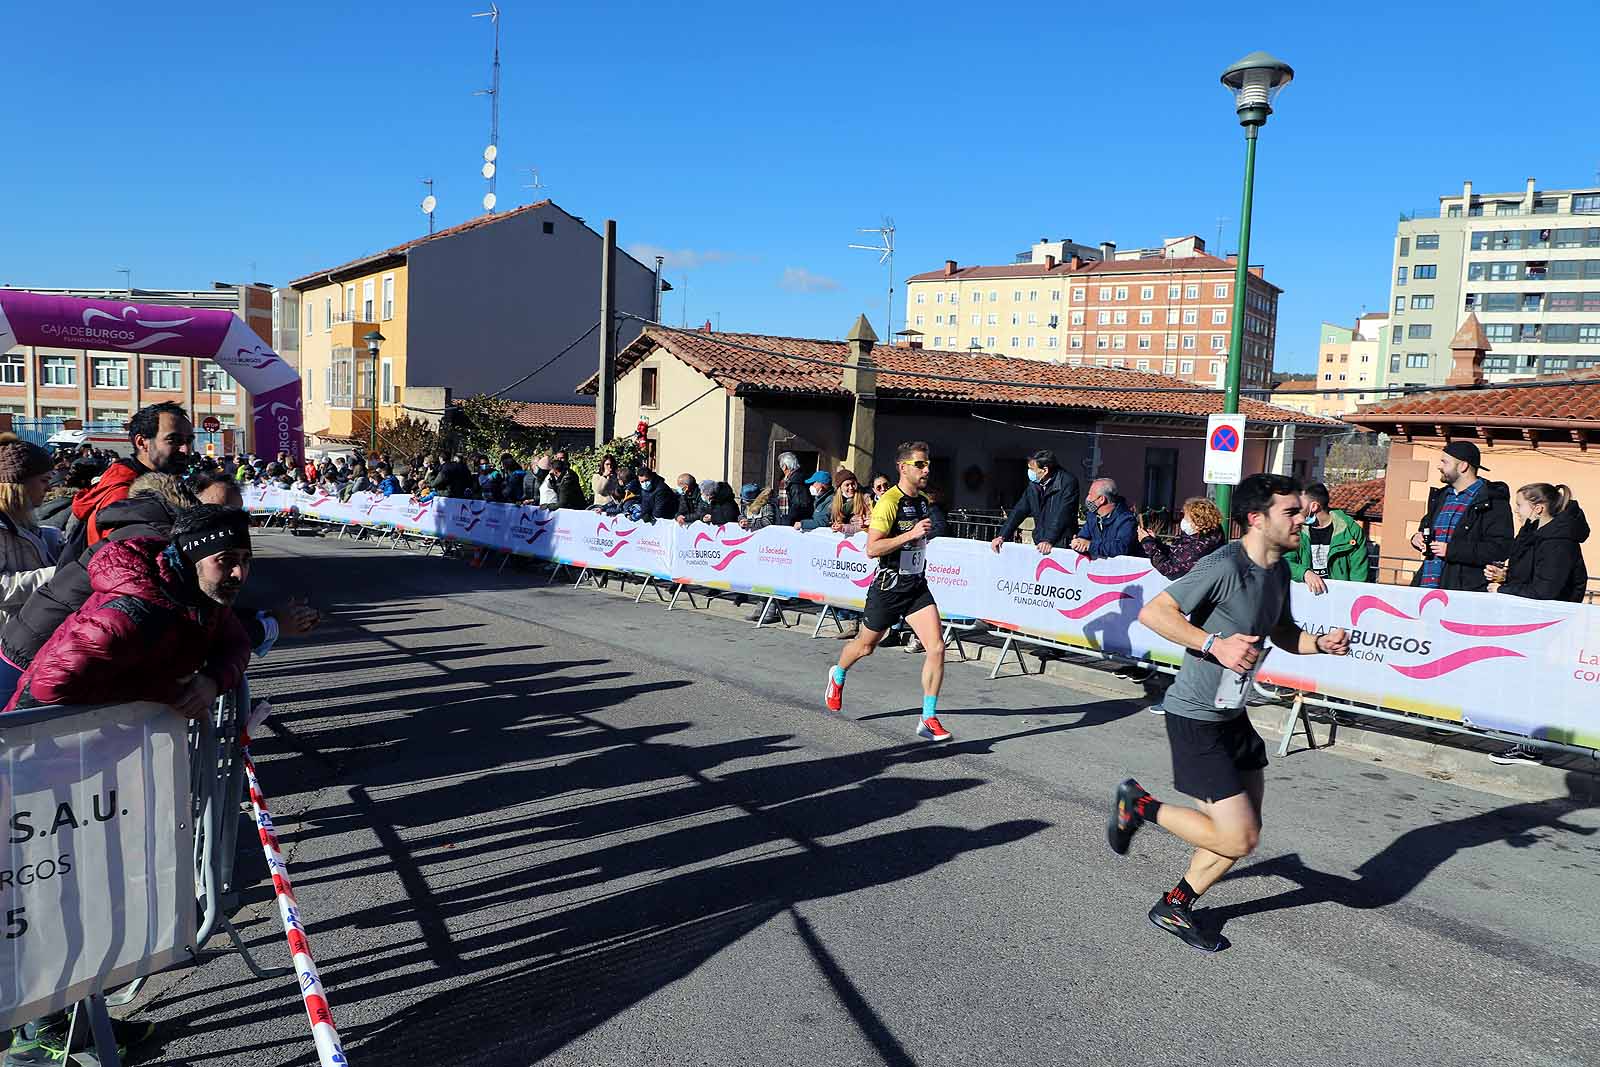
1138;591;1259;673
865;521;931;559
1272;622;1350;655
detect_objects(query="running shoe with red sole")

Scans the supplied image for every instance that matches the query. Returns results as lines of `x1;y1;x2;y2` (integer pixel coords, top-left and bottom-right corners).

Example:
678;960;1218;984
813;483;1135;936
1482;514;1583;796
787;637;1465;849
1148;897;1225;952
824;670;844;712
916;716;952;741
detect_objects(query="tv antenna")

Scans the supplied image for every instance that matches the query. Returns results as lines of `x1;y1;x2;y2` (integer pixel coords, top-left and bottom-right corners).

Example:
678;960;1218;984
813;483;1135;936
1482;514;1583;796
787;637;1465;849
472;2;501;214
1215;216;1229;253
848;217;896;340
420;178;437;234
115;266;133;296
522;167;546;202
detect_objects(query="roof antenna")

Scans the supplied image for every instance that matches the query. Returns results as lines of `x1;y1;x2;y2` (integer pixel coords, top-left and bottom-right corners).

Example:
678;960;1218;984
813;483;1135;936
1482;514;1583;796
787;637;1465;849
472;3;501;214
420;178;437;234
522;167;546;203
849;217;896;340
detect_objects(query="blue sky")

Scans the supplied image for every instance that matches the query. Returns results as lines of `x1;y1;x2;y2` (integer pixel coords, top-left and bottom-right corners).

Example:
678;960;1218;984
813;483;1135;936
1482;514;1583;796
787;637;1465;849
4;1;1597;373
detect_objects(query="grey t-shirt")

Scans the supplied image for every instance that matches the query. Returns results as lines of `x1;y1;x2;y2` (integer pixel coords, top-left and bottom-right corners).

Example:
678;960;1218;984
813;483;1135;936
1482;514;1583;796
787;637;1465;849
1162;542;1296;722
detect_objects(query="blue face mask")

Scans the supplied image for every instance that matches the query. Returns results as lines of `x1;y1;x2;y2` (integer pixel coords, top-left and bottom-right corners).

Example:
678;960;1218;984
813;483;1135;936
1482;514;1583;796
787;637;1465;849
641;480;653;491
1026;468;1041;483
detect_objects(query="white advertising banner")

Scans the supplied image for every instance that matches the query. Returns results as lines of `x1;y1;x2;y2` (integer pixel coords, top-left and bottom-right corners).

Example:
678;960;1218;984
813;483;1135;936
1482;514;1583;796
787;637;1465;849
0;703;194;1030
244;492;1600;747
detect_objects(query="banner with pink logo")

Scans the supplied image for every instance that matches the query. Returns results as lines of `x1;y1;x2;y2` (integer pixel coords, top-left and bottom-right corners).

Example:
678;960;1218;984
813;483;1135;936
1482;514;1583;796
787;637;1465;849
237;490;1600;747
0;291;304;462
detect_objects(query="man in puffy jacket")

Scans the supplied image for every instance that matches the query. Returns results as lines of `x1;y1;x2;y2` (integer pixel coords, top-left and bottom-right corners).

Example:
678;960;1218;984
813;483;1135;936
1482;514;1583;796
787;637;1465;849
992;449;1081;555
7;504;253;716
68;401;193;549
1071;477;1138;559
1410;441;1514;592
1286;483;1371;595
636;468;679;522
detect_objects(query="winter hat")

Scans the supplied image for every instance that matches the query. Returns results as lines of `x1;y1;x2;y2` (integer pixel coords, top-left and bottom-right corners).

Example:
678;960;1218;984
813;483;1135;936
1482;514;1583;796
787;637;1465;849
171;504;252;566
0;434;52;484
740;483;760;504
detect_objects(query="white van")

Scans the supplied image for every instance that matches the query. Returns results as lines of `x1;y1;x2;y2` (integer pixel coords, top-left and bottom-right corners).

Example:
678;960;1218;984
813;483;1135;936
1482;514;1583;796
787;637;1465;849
46;428;134;457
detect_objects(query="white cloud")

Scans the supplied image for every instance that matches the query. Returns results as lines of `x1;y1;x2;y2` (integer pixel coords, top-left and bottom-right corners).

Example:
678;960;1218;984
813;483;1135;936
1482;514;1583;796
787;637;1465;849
627;243;737;271
779;266;842;294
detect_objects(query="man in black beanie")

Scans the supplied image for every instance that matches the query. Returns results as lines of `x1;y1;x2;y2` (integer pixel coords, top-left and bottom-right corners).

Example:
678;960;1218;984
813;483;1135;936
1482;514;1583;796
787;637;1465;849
7;504;252;714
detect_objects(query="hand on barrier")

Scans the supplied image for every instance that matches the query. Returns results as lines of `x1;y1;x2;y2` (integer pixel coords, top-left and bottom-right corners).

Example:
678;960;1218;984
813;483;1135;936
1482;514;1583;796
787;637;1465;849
1210;633;1262;675
274;596;322;638
1305;572;1329;596
1036;541;1054;555
172;673;221;720
1069;537;1091;554
1315;628;1351;656
989;536;1004;553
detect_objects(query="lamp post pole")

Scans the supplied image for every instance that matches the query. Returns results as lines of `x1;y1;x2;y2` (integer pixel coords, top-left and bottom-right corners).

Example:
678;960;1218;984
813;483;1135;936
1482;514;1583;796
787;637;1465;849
364;329;385;459
1213;51;1293;530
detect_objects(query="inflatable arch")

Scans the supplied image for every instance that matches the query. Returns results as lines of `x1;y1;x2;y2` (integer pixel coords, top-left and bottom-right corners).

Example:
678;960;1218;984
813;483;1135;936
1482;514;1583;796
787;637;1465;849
0;290;304;462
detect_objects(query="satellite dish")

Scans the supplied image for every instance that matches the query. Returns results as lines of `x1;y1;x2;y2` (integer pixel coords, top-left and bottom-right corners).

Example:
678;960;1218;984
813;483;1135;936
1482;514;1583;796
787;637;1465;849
481;162;496;180
421;194;437;214
483;145;498;163
482;192;497;212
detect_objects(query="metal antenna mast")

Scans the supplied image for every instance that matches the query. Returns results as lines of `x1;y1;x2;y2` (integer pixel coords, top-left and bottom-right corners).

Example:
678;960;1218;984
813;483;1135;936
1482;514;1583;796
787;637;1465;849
522;167;546;202
848;217;896;338
420;178;437;234
472;3;501;213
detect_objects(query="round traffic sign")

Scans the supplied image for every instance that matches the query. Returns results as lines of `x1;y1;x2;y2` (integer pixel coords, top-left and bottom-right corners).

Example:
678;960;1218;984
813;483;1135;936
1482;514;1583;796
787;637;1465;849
202;415;221;433
1209;424;1240;452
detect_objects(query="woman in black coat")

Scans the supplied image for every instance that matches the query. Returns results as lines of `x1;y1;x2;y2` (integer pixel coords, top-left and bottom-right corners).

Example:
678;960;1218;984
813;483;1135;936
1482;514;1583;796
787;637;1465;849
704;482;740;525
1485;483;1589;602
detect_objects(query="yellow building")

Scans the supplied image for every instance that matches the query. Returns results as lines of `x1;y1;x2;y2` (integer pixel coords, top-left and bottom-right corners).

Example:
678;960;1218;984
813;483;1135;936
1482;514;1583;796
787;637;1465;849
293;263;409;452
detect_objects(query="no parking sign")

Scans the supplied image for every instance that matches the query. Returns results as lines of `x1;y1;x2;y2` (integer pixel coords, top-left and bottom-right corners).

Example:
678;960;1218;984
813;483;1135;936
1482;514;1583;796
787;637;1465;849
1203;414;1246;485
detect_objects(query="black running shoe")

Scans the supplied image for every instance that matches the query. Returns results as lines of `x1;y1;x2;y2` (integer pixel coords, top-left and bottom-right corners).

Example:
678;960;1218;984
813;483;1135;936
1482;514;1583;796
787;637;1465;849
1148;897;1224;952
1107;778;1148;855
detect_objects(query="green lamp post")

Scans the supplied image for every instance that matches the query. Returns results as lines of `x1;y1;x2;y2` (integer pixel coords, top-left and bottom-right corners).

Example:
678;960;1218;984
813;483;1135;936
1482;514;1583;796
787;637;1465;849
364;329;385;458
1214;51;1293;530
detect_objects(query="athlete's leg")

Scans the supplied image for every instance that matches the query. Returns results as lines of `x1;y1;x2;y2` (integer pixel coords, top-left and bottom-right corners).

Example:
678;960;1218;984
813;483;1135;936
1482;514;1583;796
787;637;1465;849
1157;787;1262;864
904;604;945;698
838;624;886;672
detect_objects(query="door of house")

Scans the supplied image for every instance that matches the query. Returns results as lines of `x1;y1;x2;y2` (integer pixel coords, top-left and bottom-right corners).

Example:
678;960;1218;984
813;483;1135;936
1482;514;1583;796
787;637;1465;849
1142;446;1179;517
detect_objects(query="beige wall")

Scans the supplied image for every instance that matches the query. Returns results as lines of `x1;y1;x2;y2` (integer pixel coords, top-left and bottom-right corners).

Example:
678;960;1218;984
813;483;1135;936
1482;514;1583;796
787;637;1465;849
1377;437;1600;583
614;352;732;481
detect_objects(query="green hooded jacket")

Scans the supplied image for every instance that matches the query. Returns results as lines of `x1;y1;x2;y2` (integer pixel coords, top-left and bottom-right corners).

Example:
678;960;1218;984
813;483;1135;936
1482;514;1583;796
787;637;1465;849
1287;508;1371;583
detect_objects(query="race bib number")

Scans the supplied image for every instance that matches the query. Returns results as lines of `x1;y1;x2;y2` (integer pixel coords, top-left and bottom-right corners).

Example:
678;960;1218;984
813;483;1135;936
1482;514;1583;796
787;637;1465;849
1310;543;1331;575
900;543;926;575
1213;647;1270;710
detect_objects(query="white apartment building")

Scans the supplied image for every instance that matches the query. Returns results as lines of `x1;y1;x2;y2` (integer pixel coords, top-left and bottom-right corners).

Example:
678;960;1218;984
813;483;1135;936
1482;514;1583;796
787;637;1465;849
1386;177;1600;388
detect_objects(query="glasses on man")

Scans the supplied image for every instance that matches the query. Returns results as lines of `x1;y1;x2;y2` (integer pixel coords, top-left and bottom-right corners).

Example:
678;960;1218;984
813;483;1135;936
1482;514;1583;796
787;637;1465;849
903;459;933;470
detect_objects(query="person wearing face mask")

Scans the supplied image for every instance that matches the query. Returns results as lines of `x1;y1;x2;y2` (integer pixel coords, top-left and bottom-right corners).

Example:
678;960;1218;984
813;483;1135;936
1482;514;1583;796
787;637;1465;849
635;467;679;522
799;471;835;530
1284;483;1370;596
1070;477;1138;559
1139;497;1226;580
673;474;705;525
1486;483;1589;602
992;449;1081;556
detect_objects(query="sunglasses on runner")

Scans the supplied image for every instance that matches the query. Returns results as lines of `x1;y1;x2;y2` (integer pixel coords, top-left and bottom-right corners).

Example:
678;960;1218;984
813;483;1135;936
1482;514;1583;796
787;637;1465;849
902;459;933;470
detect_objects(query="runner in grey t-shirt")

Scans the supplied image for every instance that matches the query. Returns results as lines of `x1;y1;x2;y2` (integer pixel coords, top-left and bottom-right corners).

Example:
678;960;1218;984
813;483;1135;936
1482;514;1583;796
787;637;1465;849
1105;473;1350;952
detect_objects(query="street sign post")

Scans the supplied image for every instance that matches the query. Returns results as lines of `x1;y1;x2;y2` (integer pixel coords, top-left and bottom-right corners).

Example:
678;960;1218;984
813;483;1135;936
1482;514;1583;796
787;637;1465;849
1203;414;1246;486
202;415;221;433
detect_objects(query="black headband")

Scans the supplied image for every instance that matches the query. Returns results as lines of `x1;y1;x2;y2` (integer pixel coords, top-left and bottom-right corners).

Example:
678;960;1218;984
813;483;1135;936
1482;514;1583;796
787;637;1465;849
174;515;252;565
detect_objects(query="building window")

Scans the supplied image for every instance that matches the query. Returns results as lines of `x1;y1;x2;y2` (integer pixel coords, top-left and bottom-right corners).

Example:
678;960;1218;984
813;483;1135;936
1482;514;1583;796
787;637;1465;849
1137;336;1151;350
90;408;126;424
1411;294;1434;310
932;336;942;346
1137;310;1153;325
1447;204;1463;218
1072;288;1084;302
1393;296;1405;313
1415;234;1440;250
1165;309;1179;325
1046;336;1059;349
40;406;77;420
1395;266;1408;285
1182;335;1196;350
1070;337;1082;349
1579;325;1600;344
91;358;129;389
1214;284;1228;299
1210;335;1226;351
915;293;924;304
1209;361;1222;377
1407;324;1432;339
1185;285;1199;300
1112;310;1127;325
324;298;332;330
935;293;943;304
1167;284;1181;299
362;278;375;320
1026;336;1037;348
914;315;924;326
1012;336;1023;348
1097;311;1110;325
1412;264;1437;280
1182;309;1197;325
1049;289;1061;301
145;360;182;391
1136;359;1149;371
986;336;996;348
1027;312;1038;325
971;291;982;303
42;356;76;387
984;290;995;302
1573;194;1600;215
969;314;979;326
1095;287;1110;301
382;274;395;319
1179;360;1193;374
1495;202;1522;216
1140;286;1154;300
199;361;234;393
1114;287;1128;301
380;359;395;403
1011;291;1021;301
1095;337;1108;350
1165;336;1179;350
1405;353;1429;368
1112;335;1126;350
1011;313;1021;326
344;284;356;317
949;291;958;303
0;355;22;385
1211;309;1226;324
305;303;313;336
1392;325;1404;344
1028;290;1038;302
1070;312;1084;326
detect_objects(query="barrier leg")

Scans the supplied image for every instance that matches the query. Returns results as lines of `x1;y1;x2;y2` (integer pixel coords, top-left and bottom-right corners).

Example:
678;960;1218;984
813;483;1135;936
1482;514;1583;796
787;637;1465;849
1276;694;1316;758
546;563;568;585
753;595;778;628
82;994;123;1067
667;583;700;611
219;914;294;979
989;633;1020;680
634;576;653;603
811;604;834;639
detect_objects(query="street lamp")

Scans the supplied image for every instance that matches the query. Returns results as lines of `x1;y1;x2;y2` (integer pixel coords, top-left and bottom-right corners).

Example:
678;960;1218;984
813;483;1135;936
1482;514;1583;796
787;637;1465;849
363;329;385;458
1214;50;1293;530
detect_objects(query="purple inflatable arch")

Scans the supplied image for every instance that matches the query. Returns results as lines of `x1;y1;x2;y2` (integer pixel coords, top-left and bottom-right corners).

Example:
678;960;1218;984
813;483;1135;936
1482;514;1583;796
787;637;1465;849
0;290;304;462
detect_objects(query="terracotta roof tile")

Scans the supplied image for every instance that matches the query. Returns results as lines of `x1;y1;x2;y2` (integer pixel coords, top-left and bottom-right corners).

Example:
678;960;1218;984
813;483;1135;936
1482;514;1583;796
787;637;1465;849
454;400;595;430
1351;370;1600;426
579;327;1342;427
289;201;555;287
1329;478;1384;520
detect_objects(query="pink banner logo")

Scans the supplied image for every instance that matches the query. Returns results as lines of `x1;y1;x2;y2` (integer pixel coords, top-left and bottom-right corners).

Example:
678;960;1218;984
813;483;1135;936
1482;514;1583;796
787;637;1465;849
1058;590;1131;620
1346;591;1559;678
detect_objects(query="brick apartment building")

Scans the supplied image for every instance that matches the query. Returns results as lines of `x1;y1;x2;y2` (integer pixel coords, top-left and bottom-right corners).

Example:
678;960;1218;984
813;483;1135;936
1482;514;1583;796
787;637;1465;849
903;235;1279;388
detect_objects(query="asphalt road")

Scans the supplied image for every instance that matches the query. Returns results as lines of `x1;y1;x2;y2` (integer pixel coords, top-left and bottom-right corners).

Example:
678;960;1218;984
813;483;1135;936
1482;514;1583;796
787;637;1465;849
126;531;1600;1066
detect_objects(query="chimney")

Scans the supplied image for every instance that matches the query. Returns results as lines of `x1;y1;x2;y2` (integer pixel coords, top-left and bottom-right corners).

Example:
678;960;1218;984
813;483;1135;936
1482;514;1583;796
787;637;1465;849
1525;176;1537;212
700;319;713;333
943;259;958;276
1226;253;1238;265
1098;241;1116;262
1462;179;1473;215
843;315;879;481
1248;265;1264;278
1069;255;1082;271
1044;254;1057;270
1446;313;1490;387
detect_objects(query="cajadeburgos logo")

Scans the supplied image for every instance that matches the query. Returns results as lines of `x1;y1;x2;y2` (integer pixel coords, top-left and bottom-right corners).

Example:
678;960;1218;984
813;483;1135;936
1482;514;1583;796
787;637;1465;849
685;527;748;571
996;555;1152;620
584;520;634;558
512;510;555;544
809;538;874;588
1310;590;1562;678
37;305;196;351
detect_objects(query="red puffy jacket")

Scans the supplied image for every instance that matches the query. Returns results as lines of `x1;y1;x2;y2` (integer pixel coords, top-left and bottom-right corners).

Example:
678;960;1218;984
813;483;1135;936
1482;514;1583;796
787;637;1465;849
6;537;250;711
70;457;148;546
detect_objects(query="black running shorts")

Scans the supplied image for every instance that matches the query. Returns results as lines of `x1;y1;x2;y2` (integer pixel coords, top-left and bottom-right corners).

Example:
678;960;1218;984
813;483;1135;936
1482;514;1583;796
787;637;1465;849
863;572;937;633
1164;713;1268;802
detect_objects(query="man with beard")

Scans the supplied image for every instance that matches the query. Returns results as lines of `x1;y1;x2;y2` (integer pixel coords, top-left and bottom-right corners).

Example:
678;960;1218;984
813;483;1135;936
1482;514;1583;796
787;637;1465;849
7;504;252;715
68;401;194;548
